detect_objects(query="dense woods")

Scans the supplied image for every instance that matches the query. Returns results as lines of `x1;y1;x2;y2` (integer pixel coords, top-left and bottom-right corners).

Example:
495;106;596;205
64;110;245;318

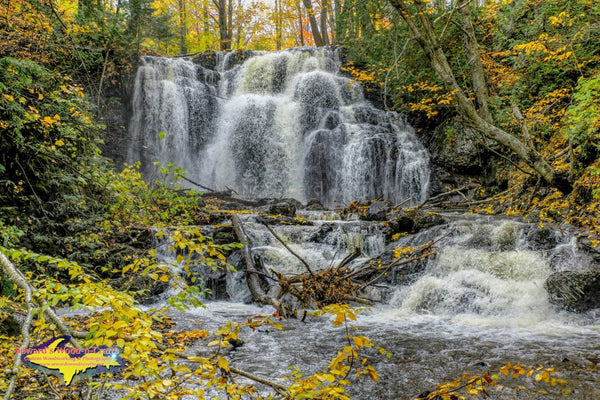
1;0;600;398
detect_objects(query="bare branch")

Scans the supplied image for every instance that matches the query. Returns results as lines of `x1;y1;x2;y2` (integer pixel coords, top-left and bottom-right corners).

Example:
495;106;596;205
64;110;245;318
261;222;315;277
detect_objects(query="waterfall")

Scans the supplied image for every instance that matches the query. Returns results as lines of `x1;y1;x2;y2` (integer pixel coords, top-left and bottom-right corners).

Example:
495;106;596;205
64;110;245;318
128;48;430;205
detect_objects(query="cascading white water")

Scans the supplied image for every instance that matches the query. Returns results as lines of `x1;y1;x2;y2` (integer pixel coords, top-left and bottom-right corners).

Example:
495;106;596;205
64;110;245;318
391;220;556;322
128;48;429;205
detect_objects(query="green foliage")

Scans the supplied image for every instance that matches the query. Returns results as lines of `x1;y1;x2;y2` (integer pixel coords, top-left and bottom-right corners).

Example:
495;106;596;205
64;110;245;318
0;57;100;215
0;221;24;248
565;73;600;164
98;161;208;228
338;2;464;119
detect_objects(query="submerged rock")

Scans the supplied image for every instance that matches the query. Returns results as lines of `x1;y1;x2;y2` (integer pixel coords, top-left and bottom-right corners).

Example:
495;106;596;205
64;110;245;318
305;198;325;210
545;270;600;312
307;223;334;242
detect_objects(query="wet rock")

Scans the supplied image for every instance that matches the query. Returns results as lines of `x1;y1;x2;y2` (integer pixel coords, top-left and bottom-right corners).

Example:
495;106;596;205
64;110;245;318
362;201;391;221
305;198;325;210
192;51;219;69
545;270;600;312
578;236;600;264
385;209;446;236
524;226;560;251
385;210;415;235
223;49;255;70
269;201;296;217
307;223;334;243
413;210;445;231
255;215;313;226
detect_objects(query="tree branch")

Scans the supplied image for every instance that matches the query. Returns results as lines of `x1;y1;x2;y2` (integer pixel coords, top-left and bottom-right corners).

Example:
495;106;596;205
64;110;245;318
261;223;315;277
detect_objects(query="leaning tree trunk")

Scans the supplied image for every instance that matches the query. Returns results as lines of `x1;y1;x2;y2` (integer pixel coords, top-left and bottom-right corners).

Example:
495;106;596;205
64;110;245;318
302;0;325;46
388;0;571;193
231;215;292;316
459;3;492;124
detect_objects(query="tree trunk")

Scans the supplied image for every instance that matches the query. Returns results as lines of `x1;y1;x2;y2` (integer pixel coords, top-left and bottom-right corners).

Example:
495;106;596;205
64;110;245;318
275;0;283;50
320;0;330;45
127;0;142;38
231;215;291;316
214;0;231;50
388;0;571;193
178;0;188;54
297;1;305;46
458;3;492;123
227;0;233;48
203;0;210;49
333;0;341;41
302;0;325;46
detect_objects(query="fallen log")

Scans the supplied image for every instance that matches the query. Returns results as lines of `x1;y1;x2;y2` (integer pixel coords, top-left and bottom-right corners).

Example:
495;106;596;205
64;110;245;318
231;214;293;317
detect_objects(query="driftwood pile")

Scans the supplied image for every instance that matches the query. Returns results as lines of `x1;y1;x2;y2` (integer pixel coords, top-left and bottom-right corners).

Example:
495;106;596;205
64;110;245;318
231;214;436;317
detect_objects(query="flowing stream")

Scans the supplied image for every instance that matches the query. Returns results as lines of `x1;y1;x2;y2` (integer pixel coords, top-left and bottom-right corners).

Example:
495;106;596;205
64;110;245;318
127;48;600;398
154;212;600;399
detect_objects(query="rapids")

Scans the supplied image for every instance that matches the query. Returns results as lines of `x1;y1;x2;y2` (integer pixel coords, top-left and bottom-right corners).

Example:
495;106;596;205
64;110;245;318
155;212;600;399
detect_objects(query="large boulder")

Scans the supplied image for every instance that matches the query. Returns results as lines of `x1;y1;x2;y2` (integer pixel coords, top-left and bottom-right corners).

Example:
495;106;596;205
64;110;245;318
307;223;335;243
545;270;600;312
305;198;325;210
432;117;486;175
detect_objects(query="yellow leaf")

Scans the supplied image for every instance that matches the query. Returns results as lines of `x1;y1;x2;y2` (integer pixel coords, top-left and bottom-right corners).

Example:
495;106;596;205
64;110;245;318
55;139;64;147
112;320;127;330
174;364;191;373
535;373;543;381
217;356;229;372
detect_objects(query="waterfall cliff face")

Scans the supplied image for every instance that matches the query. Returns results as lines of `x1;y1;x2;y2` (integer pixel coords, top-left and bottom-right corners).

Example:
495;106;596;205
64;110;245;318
127;48;430;205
